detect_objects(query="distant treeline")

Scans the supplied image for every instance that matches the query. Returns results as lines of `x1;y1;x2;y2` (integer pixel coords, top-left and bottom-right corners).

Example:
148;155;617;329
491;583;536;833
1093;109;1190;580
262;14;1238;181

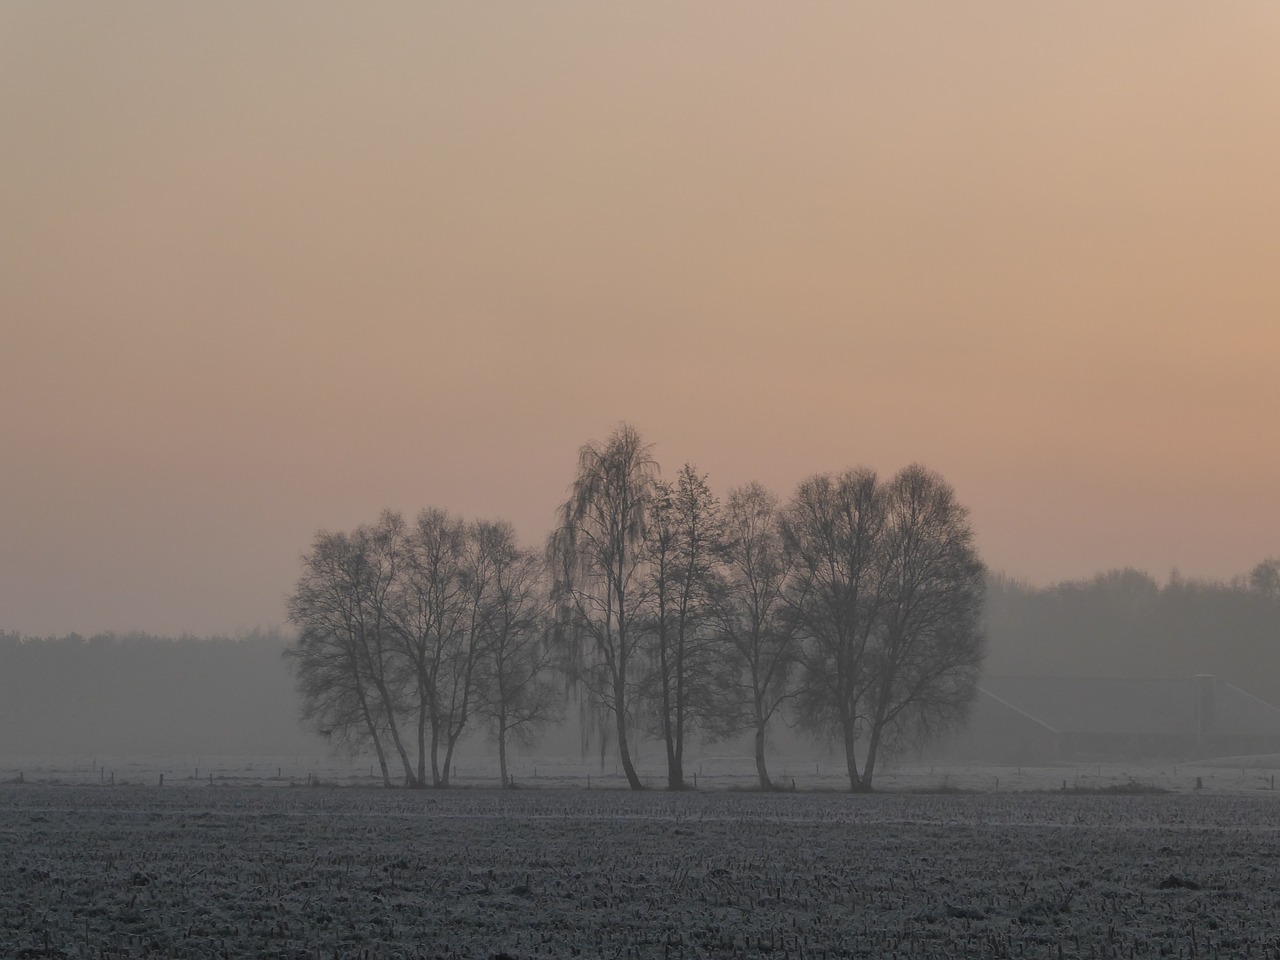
3;571;1276;759
0;629;316;756
985;560;1280;694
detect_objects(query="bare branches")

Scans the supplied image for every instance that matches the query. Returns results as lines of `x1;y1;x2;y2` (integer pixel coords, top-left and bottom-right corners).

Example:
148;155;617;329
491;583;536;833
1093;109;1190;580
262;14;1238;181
549;423;657;790
713;482;800;789
641;464;726;789
783;466;985;791
287;427;985;794
288;509;563;789
472;529;560;787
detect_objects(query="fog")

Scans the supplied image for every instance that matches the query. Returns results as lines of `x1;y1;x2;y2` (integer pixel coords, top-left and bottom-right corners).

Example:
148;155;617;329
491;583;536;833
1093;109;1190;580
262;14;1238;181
4;561;1277;765
0;631;312;756
3;6;1279;774
985;566;1280;686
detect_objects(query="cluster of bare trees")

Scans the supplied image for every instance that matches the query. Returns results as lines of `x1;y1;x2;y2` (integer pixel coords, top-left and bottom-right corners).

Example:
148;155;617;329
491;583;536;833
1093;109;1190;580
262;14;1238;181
286;512;557;788
287;424;985;792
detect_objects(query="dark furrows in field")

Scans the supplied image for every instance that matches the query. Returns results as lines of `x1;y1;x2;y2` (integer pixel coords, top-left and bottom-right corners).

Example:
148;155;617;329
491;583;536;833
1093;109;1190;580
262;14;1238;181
4;786;1280;958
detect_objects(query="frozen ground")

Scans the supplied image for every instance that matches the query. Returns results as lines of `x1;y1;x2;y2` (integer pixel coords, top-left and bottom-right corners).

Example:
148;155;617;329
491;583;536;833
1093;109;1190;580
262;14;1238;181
5;783;1280;958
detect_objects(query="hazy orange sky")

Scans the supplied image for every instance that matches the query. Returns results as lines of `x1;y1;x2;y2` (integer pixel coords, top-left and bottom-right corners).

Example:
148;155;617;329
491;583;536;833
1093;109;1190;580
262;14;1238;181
3;3;1278;637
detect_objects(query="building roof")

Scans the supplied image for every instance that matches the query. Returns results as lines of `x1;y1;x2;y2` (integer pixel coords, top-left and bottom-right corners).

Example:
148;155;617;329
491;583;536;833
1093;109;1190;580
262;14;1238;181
977;676;1280;740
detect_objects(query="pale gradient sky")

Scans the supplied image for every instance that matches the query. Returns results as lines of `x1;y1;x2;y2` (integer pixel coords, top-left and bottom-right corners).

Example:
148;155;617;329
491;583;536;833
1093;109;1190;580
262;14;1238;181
3;3;1278;637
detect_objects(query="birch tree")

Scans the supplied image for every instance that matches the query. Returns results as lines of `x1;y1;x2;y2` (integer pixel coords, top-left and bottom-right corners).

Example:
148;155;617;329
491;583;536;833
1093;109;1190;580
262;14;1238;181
714;481;799;790
549;424;657;790
286;530;394;785
784;470;888;792
474;525;560;787
859;465;985;785
287;514;415;786
784;467;984;791
644;464;724;790
434;518;503;786
388;508;469;787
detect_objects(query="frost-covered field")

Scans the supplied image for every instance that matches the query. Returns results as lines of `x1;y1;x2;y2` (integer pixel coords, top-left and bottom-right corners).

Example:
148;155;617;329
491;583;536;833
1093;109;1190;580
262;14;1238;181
5;784;1280;958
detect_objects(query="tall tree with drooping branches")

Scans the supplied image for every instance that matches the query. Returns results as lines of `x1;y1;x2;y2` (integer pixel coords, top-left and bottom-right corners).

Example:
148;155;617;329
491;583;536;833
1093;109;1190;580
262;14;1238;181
549;423;658;790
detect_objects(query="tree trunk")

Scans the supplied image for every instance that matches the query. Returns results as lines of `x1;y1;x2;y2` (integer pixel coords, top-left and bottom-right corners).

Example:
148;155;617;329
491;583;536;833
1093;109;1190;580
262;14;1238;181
860;707;888;790
663;654;682;789
860;745;879;790
614;680;644;790
358;693;393;788
666;750;684;790
753;722;772;791
842;713;867;792
672;628;685;790
430;719;442;787
442;733;460;788
440;638;479;790
498;721;509;789
376;682;418;787
373;740;392;788
657;598;680;791
416;690;429;789
442;696;471;788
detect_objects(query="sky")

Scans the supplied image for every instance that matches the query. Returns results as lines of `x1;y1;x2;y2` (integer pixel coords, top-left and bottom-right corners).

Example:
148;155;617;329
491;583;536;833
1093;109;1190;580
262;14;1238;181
3;3;1278;638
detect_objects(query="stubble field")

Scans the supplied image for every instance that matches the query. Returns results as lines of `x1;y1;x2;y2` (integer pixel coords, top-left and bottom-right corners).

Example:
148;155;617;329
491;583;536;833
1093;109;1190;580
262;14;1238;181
4;783;1280;959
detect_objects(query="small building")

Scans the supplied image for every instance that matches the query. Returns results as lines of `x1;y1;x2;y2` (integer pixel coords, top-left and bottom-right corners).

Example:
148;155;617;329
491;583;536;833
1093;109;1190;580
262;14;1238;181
939;675;1280;763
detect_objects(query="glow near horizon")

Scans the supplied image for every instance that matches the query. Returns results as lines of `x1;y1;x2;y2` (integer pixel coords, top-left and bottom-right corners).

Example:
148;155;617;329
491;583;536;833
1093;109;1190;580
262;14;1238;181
1;3;1277;636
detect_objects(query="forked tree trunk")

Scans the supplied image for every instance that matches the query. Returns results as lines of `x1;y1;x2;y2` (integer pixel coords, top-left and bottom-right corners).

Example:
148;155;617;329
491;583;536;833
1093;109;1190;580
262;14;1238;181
376;680;419;787
442;728;464;788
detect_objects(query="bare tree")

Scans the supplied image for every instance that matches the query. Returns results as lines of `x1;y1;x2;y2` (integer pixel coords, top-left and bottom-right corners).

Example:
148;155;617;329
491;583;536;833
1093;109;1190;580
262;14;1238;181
434;518;504;786
1250;557;1280;598
291;509;547;790
474;524;560;787
549;423;657;790
784;469;888;792
643;464;724;790
286;532;393;785
713;481;799;790
859;465;985;786
784;467;984;791
388;508;475;788
286;515;416;786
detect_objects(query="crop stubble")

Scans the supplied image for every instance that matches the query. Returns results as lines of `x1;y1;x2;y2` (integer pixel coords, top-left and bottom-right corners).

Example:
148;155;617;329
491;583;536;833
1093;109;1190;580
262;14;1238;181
3;785;1280;958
